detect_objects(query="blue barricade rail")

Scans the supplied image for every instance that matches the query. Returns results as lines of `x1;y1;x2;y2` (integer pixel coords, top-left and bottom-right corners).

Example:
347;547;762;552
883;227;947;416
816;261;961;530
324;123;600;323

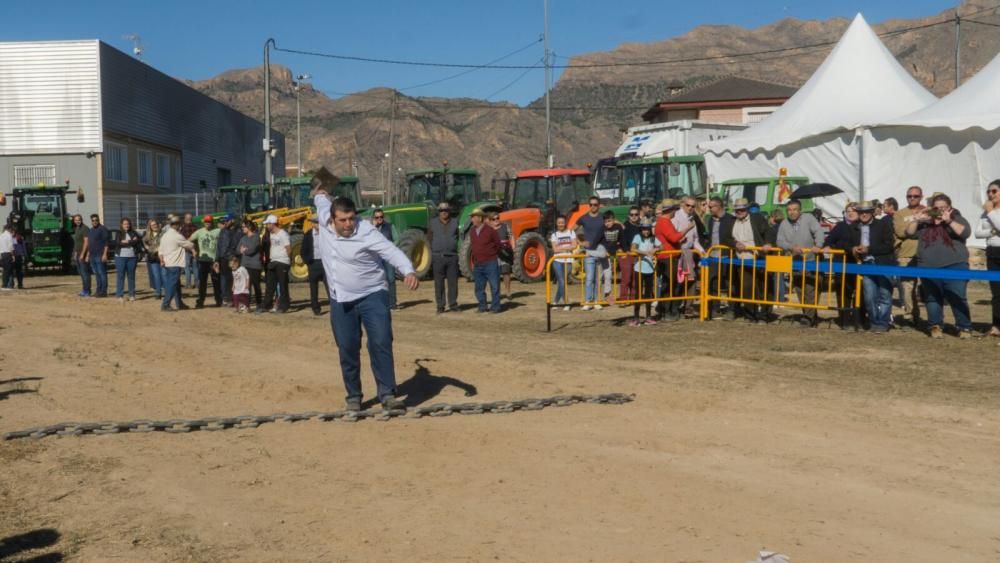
699;257;1000;282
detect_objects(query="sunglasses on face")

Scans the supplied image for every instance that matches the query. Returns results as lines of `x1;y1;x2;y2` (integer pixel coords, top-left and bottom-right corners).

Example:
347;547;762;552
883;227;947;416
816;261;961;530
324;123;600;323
906;194;921;199
628;212;639;216
988;189;1000;195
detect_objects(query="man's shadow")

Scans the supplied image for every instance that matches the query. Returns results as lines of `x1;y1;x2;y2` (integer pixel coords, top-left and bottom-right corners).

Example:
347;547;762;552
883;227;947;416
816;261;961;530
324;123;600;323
362;359;477;408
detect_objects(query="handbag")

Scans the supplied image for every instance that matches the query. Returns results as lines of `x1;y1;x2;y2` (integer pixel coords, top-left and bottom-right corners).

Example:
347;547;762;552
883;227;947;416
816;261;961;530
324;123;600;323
498;243;514;264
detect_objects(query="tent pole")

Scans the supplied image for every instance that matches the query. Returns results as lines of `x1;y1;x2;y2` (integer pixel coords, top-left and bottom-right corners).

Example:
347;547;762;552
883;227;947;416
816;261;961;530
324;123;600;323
857;128;866;202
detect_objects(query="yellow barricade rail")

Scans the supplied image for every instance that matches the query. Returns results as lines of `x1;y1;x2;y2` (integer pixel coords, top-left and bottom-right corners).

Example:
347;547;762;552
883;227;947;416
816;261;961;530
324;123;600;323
697;245;863;322
544;249;703;332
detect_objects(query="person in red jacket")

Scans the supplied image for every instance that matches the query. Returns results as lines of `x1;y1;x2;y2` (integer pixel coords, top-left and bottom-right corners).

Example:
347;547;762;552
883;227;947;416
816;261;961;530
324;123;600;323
469;209;502;313
654;199;694;321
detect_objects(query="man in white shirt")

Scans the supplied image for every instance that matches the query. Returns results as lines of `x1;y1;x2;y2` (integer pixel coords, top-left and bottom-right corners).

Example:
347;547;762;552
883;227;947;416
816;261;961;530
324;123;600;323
158;215;195;311
0;224;15;290
261;215;291;313
313;171;418;412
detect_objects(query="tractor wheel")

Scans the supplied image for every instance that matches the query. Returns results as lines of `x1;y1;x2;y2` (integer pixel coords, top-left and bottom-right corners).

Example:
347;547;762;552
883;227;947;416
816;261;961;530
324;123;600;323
459;235;473;281
398;228;432;279
512;232;551;283
288;233;307;282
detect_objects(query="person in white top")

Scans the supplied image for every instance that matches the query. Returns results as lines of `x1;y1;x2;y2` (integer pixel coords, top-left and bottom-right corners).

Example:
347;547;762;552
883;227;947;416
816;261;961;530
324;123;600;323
548;215;576;310
975;179;1000;337
158;215;195;311
261;215;291;313
229;256;250;313
312;169;418;412
0;224;14;291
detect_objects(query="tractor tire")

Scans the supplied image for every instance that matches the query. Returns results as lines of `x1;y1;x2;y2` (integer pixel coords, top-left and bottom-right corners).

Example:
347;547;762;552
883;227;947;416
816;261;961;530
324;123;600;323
512;232;551;284
398;228;432;279
288;233;307;282
459;235;473;281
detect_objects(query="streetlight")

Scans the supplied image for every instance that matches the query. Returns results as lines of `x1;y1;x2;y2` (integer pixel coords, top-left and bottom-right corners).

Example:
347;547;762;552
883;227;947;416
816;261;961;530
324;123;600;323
294;73;311;176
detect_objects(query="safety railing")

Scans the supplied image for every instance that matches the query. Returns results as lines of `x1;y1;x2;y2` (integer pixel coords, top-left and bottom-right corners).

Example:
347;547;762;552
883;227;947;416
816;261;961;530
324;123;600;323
697;245;862;324
544;249;703;332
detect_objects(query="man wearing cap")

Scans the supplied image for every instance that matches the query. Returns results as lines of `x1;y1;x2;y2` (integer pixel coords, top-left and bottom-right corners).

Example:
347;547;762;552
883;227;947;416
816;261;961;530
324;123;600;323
191;215;221;308
262;214;292;314
469;208;502;313
851;200;897;333
776;199;826;327
215;215;241;307
427;202;460;313
158;214;195;312
722;197;770;322
577;196;606;310
312;175;418;412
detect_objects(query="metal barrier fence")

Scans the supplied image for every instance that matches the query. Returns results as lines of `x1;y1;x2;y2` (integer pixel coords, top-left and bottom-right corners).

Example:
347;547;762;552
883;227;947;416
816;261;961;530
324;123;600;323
698;245;862;325
544;250;702;331
103;194;218;228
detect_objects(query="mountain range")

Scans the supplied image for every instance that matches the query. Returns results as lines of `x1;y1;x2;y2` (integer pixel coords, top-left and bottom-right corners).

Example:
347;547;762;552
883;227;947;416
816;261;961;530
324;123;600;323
188;0;1000;195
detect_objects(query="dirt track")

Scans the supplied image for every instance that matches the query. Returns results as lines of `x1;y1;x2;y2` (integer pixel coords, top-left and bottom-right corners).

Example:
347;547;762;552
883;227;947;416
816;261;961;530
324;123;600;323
1;270;999;562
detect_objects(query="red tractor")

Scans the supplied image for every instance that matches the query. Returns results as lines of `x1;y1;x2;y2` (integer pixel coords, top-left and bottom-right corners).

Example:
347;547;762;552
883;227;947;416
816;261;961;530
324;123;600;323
483;168;592;283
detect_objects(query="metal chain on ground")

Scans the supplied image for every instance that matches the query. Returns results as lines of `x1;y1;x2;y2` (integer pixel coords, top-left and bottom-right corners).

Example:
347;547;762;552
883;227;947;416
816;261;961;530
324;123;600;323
3;393;635;441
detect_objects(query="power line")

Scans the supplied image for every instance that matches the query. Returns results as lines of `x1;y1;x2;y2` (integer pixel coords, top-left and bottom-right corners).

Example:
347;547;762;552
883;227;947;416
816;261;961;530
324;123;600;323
397;37;542;91
484;60;543;101
964;17;1000;29
273;16;954;70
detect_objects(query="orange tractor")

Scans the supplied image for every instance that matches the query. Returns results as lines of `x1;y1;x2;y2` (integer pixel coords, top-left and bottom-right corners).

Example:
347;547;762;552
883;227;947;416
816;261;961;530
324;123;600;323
466;168;591;283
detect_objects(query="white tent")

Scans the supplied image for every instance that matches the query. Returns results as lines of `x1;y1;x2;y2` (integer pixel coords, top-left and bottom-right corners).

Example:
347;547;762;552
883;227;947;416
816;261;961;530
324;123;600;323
700;14;937;216
864;51;1000;247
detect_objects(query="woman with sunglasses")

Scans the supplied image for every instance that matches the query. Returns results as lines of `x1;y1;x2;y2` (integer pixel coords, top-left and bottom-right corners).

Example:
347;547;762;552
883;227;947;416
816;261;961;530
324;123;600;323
975;179;1000;338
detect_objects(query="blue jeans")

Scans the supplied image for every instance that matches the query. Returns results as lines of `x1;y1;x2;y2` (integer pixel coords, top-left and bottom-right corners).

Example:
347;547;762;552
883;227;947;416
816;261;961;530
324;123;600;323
147;260;164;297
383;261;397;308
184;253;196;287
115;256;138;298
862;274;893;329
473;260;501;312
923;263;972;331
329;290;396;402
76;255;92;294
162;266;183;309
552;260;569;304
89;256;108;296
583;255;598;303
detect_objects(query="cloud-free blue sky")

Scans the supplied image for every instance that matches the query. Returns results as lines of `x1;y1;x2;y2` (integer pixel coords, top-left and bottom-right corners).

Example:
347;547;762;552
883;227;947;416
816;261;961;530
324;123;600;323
5;0;958;104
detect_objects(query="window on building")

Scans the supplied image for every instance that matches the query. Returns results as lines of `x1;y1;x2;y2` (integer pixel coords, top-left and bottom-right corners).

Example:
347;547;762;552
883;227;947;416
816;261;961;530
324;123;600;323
216;167;232;188
156;154;170;188
104;142;128;183
13;164;56;187
745;111;772;124
138;150;153;186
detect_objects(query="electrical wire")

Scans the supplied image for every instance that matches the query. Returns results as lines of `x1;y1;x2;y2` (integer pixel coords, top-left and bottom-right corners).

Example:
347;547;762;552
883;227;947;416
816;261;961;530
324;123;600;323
397;37;542;91
964;17;1000;29
483;60;543;101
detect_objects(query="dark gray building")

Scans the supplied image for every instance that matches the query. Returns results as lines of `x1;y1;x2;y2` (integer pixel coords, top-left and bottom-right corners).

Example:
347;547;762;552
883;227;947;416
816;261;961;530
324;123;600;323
0;40;284;224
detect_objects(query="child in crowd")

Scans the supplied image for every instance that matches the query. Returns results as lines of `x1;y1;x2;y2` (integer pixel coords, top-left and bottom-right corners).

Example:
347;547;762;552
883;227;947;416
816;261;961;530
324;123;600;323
630;220;661;326
230;256;250;313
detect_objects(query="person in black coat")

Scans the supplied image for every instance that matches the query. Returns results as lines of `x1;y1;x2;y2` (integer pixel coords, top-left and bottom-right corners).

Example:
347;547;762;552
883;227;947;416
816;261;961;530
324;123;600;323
823;203;862;329
850;200;897;332
704;197;734;318
300;220;328;316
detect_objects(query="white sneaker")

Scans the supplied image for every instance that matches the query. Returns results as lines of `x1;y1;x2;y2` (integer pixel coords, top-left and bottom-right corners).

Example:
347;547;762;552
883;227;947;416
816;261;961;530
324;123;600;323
128;297;135;302
581;305;593;311
117;297;125;304
563;305;571;312
594;304;603;310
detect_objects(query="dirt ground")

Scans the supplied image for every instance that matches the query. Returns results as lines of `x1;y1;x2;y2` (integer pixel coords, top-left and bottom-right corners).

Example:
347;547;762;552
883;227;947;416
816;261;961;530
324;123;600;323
1;269;999;562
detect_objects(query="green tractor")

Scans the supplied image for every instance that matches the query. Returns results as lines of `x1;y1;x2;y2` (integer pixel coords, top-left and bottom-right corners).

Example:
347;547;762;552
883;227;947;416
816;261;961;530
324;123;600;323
711;176;813;215
0;181;84;271
361;167;496;279
274;174;361;209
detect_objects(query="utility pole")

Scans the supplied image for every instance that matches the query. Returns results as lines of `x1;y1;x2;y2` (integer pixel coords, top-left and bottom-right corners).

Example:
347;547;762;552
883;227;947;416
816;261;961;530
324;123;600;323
386;91;397;204
544;0;553;168
294;73;311;176
263;38;275;193
954;10;962;89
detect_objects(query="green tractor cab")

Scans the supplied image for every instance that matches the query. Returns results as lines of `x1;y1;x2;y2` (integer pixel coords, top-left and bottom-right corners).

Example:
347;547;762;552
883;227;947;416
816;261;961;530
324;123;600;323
1;182;83;271
194;184;274;227
275;175;361;209
711;176;813;216
362;167;496;279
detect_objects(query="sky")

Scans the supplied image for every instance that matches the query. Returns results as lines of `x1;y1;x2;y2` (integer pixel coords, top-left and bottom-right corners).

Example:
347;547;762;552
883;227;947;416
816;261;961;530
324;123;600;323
4;0;961;105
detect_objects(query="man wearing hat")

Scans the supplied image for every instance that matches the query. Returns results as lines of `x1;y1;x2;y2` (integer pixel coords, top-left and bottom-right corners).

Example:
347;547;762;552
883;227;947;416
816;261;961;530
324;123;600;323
261;214;292;313
851;200;897;333
427;201;460;313
722;197;770;322
468;207;502;313
191;215;221;308
653;198;693;320
158;214;195;312
215;214;241;307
